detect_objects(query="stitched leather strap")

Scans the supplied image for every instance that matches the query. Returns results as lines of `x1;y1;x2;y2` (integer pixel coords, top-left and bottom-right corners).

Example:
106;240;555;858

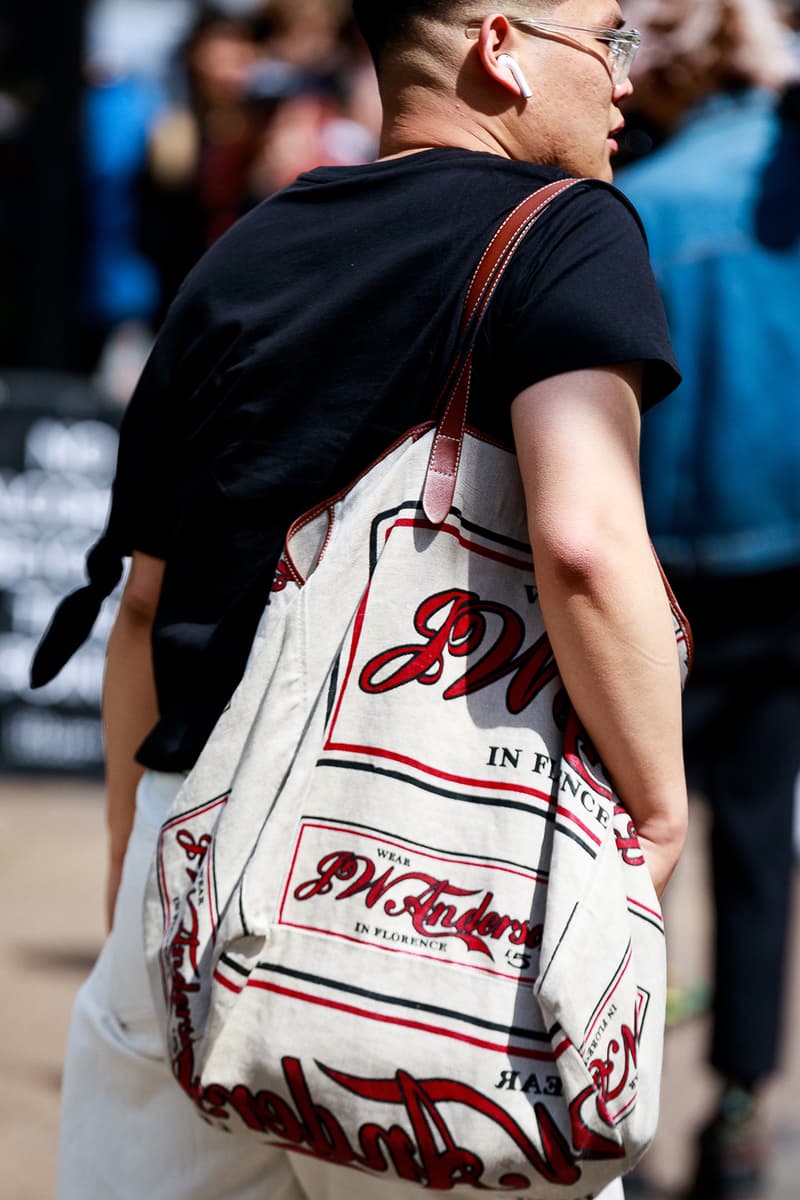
422;178;580;525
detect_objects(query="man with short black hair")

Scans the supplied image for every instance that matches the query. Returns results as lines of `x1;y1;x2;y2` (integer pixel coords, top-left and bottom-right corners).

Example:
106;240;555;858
41;4;687;1198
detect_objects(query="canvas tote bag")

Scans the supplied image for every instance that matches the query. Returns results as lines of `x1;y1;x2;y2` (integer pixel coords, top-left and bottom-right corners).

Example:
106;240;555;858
144;181;692;1199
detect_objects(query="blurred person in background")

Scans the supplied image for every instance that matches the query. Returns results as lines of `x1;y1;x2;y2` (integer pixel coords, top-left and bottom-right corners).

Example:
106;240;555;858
619;3;800;1197
244;66;377;200
778;0;800;39
255;0;352;72
142;2;379;310
79;27;167;400
141;7;259;320
244;1;378;205
176;5;259;244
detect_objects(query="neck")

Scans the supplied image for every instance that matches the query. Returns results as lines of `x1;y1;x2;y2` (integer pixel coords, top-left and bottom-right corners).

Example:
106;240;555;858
379;98;517;162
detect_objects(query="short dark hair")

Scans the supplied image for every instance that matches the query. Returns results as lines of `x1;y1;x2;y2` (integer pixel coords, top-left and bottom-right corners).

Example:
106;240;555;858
352;2;557;68
352;1;462;67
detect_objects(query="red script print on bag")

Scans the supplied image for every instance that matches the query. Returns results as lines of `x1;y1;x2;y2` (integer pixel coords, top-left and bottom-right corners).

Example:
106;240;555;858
613;804;647;869
278;822;546;983
359;589;558;715
586;988;651;1126
271;559;298;593
292;850;543;959
178;1041;624;1191
166;830;624;1191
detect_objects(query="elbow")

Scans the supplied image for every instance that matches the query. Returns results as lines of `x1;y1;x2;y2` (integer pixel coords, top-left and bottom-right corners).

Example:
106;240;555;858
531;498;650;594
533;524;625;594
119;557;165;625
119;587;160;627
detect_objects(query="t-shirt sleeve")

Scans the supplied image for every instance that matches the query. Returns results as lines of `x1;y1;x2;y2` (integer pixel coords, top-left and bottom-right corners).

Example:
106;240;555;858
482;182;681;411
105;336;180;561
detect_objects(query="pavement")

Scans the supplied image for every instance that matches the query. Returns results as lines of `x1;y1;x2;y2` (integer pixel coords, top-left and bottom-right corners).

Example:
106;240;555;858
0;776;798;1200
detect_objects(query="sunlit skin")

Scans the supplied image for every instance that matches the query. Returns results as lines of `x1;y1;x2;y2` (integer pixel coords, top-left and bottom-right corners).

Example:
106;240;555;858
479;0;634;179
378;1;634;182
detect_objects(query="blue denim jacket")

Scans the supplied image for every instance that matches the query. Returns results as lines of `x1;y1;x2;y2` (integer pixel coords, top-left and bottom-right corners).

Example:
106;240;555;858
620;91;800;573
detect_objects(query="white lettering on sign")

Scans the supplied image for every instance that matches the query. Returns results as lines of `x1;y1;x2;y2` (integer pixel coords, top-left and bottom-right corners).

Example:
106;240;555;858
0;471;110;529
24;419;117;479
0;412;121;769
1;709;104;766
0;633;106;705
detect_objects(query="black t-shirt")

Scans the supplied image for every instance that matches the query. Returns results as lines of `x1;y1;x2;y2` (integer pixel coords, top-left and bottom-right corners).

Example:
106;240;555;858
34;148;680;771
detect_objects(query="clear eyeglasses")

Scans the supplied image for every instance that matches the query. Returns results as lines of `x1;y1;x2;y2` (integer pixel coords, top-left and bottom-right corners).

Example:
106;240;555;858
465;18;642;86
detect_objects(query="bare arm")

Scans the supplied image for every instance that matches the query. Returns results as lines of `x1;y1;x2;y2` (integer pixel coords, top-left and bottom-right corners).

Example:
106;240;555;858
511;365;687;896
102;551;164;929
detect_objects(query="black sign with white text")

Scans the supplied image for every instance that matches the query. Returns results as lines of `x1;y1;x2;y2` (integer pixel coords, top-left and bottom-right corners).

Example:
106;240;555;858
0;371;122;774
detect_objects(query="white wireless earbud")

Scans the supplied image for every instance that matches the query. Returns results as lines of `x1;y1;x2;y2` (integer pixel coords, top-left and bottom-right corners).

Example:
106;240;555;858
497;54;533;100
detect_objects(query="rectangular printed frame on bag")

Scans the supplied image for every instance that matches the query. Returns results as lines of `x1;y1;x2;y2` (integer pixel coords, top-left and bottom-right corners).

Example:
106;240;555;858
320;502;607;862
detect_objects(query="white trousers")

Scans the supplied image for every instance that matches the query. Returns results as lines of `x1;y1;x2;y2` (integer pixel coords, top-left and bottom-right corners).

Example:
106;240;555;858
57;771;625;1200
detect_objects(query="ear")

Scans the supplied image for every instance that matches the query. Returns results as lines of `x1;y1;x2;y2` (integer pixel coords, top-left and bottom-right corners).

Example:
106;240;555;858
474;13;527;98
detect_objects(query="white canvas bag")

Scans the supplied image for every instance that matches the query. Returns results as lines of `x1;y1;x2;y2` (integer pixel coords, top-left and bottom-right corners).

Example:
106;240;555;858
144;182;692;1199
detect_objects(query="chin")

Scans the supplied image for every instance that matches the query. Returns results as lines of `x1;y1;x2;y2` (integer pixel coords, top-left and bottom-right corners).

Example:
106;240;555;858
562;155;613;182
596;156;614;183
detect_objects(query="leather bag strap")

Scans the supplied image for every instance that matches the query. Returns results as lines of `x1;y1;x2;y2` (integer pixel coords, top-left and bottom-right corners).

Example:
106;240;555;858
422;178;580;525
